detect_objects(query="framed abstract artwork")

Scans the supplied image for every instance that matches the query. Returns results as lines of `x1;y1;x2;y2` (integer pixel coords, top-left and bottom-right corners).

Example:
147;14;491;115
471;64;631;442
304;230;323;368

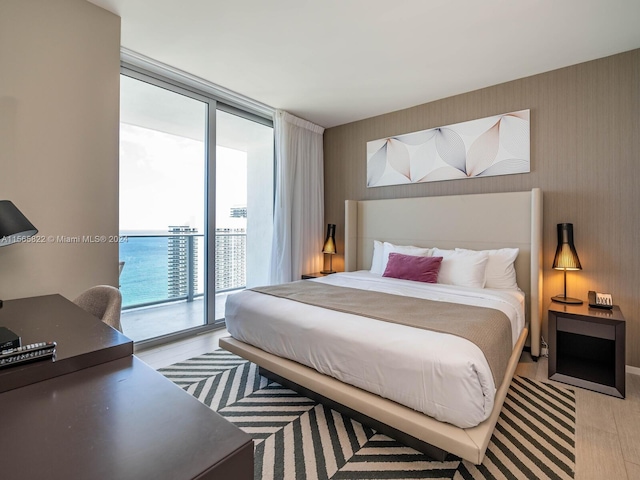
367;109;530;187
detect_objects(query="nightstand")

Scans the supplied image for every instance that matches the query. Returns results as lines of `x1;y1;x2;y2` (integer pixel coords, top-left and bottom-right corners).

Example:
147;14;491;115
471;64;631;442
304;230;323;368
301;272;334;280
548;302;625;398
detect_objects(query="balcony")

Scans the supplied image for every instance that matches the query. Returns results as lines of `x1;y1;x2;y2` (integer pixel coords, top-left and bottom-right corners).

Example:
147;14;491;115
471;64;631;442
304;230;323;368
119;232;246;342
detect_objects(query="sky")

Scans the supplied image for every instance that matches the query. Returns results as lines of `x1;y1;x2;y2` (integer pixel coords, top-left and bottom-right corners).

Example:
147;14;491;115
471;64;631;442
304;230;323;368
119;123;247;233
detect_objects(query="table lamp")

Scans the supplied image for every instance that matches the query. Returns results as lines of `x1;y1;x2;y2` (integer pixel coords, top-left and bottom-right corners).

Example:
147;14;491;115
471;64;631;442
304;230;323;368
320;224;336;274
551;223;583;304
0;200;38;308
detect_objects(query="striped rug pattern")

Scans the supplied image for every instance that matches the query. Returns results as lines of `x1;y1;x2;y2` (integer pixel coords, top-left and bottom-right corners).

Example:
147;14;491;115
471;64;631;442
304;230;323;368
159;350;575;480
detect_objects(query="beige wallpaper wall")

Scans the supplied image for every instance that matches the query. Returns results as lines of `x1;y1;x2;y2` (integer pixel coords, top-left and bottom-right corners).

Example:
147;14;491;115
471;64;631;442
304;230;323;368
0;0;121;301
324;49;640;368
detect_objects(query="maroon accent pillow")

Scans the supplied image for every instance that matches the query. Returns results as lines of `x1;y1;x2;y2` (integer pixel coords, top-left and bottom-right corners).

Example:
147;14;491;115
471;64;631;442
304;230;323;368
382;253;443;283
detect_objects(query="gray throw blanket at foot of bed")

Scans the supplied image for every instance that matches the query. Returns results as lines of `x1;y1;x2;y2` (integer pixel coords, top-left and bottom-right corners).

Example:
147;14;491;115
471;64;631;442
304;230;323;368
252;280;512;385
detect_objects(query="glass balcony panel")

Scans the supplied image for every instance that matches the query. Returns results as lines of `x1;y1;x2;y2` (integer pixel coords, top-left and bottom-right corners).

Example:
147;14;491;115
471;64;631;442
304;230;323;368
119;233;245;342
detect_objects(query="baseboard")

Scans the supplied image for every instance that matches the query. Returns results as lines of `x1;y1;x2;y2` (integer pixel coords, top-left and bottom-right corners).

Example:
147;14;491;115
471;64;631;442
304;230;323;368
626;365;640;376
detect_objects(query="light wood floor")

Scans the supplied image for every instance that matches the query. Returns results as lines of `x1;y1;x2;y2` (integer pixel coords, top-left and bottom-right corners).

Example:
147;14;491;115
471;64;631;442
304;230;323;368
137;331;640;480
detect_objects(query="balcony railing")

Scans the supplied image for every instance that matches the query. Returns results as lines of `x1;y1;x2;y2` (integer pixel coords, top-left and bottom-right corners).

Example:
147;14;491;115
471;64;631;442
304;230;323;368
119;232;246;310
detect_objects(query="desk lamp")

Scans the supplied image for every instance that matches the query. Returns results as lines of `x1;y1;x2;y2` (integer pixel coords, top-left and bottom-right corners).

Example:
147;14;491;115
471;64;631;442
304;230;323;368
0;200;38;308
551;223;583;304
320;224;336;274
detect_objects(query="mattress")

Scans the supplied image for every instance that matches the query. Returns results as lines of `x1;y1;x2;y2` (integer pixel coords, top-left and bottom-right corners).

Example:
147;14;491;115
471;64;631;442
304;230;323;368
224;271;525;428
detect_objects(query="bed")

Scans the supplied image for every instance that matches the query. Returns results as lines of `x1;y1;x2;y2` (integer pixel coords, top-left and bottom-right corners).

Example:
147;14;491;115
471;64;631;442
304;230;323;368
220;188;543;464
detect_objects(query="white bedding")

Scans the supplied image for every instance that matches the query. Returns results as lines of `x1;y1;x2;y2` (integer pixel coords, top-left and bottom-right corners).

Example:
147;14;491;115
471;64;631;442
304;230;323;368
224;271;525;428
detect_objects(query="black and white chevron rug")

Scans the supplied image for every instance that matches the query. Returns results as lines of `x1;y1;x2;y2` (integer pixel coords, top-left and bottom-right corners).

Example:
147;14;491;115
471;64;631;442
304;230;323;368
159;350;575;480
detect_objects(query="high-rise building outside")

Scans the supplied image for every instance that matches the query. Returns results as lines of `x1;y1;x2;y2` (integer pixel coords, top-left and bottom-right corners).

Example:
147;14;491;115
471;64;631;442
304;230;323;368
168;226;199;299
229;206;247;218
167;218;246;297
215;227;246;290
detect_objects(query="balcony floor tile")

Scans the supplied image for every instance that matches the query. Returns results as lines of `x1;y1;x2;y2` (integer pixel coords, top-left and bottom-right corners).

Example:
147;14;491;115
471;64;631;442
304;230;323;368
121;292;235;343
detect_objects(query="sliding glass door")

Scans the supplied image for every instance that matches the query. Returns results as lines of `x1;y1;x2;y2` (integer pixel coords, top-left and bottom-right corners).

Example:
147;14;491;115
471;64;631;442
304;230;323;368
118;69;273;345
119;74;208;342
214;109;274;320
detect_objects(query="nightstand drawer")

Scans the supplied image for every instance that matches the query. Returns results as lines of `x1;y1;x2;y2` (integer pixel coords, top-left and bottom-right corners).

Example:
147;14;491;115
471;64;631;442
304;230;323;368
557;316;615;340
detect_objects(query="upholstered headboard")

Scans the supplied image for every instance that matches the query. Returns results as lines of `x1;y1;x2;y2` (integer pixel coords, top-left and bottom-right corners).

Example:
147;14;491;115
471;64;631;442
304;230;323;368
344;188;543;357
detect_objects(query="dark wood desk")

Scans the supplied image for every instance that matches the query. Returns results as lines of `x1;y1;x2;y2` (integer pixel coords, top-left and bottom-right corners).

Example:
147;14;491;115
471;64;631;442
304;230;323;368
0;295;253;479
0;294;133;393
0;356;253;480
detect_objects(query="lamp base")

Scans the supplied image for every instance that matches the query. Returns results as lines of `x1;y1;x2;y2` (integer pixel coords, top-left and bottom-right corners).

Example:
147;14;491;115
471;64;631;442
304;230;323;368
320;270;336;275
551;295;583;305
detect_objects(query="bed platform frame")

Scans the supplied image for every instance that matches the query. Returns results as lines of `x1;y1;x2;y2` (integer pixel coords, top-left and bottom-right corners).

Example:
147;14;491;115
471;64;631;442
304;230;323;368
220;188;543;464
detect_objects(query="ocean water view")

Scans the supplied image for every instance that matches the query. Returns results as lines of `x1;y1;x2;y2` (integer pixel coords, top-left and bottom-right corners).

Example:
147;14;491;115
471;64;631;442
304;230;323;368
119;234;205;308
119;236;170;308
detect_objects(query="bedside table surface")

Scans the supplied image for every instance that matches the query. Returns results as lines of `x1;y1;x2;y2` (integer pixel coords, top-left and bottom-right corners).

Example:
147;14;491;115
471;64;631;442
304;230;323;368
302;272;334;279
548;302;625;323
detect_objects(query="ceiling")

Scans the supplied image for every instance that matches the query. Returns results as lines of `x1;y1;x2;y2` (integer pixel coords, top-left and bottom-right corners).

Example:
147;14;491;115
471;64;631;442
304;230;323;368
88;0;640;128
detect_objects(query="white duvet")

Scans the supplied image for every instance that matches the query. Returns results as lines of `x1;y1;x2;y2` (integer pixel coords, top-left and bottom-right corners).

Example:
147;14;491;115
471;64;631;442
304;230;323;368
224;271;525;428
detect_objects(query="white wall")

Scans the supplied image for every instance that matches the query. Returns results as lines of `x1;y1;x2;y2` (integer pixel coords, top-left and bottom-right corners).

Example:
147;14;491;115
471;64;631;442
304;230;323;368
0;0;121;301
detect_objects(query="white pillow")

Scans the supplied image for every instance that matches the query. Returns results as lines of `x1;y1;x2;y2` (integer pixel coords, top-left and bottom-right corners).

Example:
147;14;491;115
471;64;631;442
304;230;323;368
381;242;432;274
456;247;519;290
370;240;384;274
370;240;433;275
432;248;490;288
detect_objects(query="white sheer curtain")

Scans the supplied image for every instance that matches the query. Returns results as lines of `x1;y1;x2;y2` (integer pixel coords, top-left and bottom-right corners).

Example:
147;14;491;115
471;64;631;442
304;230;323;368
270;110;325;284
